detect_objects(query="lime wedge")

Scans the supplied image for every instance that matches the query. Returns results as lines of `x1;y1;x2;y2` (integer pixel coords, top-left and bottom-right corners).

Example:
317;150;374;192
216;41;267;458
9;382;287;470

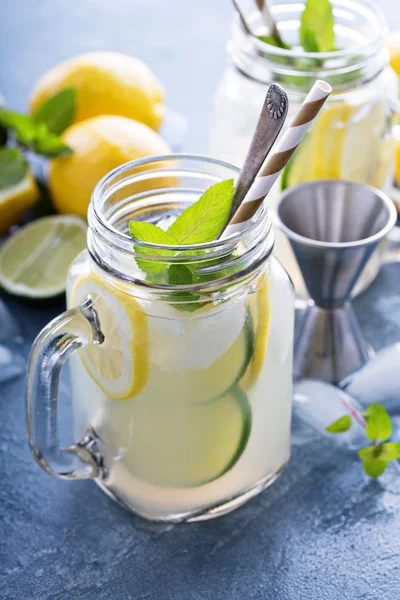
0;215;87;298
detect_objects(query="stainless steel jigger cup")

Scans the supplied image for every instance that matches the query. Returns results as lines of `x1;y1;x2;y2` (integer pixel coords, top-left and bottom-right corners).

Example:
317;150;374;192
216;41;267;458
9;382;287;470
276;180;397;384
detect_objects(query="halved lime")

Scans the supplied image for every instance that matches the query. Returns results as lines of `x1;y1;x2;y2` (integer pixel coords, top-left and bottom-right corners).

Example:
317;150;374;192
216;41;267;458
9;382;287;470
112;386;251;487
0;215;87;298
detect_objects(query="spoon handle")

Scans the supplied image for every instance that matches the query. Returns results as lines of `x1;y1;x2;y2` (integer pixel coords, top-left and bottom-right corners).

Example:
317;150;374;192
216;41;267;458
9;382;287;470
229;83;288;219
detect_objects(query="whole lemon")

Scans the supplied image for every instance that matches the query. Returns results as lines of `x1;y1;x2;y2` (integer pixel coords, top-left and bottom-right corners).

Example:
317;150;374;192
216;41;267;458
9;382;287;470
48;115;171;218
30;51;164;130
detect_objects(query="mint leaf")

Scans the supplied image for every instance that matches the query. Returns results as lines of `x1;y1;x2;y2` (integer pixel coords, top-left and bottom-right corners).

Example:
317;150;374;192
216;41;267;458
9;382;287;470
325;414;352;434
33;87;76;135
167;265;200;310
364;404;392;442
258;35;291;50
380;442;400;462
0;108;72;157
300;0;335;52
358;446;388;478
33;124;72;158
129;221;179;274
0;147;28;190
0;109;37;145
168;264;193;285
167;179;234;244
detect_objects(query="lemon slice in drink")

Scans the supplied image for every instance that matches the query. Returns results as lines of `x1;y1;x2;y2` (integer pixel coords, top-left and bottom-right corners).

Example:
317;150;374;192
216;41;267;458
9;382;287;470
0;215;86;297
340;103;394;188
71;275;149;400
241;279;271;389
108;386;251;487
282;101;391;189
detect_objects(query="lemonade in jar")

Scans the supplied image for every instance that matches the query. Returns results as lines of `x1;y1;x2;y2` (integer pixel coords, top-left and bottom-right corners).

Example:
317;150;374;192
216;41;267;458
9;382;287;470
210;0;398;297
27;156;295;522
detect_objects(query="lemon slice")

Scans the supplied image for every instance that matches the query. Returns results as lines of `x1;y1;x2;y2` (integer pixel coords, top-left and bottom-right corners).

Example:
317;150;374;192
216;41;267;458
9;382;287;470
281;101;391;189
71;275;149;400
0;172;40;234
341;103;394;188
106;386;251;487
0;215;86;297
241;280;271;389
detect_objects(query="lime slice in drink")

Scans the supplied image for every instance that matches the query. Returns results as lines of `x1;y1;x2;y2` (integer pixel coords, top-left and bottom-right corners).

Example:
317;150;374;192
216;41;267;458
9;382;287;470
180;319;253;404
109;386;251;487
0;215;87;298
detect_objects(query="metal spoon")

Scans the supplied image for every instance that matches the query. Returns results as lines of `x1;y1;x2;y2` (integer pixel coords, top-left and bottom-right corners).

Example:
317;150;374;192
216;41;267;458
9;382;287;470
228;83;288;222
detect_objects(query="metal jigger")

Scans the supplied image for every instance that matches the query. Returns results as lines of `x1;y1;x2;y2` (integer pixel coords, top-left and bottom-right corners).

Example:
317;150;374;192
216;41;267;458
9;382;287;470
276;180;397;384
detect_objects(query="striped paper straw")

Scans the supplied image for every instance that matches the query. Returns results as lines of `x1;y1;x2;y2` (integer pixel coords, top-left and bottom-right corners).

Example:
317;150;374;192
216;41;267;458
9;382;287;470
224;80;332;235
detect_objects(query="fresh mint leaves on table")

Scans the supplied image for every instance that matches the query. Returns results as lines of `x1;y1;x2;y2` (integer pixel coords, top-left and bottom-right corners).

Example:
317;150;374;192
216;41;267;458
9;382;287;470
129;179;235;308
32;87;76;135
325;414;352;434
326;403;400;478
257;0;336;53
0;86;76;192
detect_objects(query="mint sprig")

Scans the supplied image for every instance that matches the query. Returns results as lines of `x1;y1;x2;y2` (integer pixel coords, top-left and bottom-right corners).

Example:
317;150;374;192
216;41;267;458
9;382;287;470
258;0;336;54
129;179;234;273
326;403;400;478
0;109;72;158
0;87;76;159
128;179;235;309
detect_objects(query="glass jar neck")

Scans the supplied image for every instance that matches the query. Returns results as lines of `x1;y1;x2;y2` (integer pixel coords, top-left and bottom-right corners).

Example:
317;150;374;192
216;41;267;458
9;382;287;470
87;155;274;305
229;0;389;94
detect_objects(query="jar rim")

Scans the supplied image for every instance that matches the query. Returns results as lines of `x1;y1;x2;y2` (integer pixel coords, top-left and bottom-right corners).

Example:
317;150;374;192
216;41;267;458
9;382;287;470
230;0;389;91
88;154;274;295
248;0;387;61
90;153;272;253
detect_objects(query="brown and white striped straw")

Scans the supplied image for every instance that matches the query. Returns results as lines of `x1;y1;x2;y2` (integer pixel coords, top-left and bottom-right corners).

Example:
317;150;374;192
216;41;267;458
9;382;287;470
224;80;332;235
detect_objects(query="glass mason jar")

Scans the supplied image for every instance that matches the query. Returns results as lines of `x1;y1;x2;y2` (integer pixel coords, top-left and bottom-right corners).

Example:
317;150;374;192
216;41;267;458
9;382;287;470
210;0;398;298
27;155;295;522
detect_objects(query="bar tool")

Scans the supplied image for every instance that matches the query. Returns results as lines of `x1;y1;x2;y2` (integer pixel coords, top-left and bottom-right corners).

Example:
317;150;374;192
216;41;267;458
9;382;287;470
276;180;397;384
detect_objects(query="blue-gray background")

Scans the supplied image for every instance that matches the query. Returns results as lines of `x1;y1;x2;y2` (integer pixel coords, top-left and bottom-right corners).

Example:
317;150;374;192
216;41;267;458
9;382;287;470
1;1;400;599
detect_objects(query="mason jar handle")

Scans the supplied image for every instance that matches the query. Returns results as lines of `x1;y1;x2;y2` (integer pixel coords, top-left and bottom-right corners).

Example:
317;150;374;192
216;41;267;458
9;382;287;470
27;297;105;480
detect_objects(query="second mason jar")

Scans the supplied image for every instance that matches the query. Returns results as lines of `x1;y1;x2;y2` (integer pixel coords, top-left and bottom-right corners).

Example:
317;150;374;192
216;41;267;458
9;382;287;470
210;0;398;297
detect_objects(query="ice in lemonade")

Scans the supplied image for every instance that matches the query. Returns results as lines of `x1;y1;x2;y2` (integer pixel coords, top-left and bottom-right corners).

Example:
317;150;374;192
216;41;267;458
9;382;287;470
68;252;293;520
